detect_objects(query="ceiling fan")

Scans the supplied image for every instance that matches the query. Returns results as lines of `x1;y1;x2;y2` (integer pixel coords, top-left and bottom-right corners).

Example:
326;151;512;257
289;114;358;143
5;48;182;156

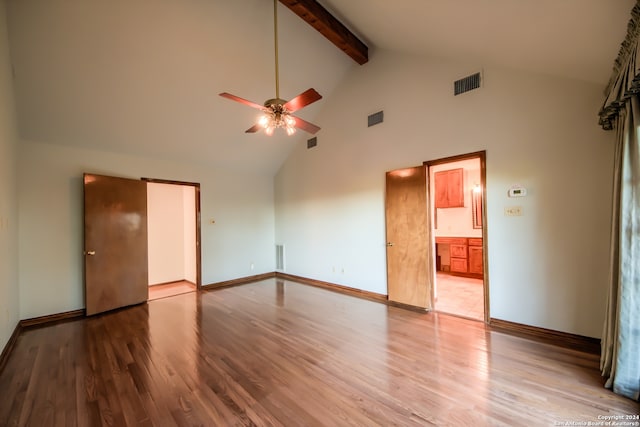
219;0;322;136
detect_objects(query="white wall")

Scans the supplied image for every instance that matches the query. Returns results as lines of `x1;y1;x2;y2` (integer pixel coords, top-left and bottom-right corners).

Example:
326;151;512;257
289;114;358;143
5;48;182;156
18;141;275;319
431;158;482;238
274;49;614;338
183;185;196;284
147;182;187;285
0;0;19;350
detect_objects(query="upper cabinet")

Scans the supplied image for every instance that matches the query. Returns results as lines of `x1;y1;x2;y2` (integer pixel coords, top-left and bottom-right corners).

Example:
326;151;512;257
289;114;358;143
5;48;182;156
434;168;464;208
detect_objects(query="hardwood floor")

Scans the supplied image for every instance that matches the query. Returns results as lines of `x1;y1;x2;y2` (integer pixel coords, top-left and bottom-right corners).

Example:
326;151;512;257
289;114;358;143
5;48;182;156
0;278;637;426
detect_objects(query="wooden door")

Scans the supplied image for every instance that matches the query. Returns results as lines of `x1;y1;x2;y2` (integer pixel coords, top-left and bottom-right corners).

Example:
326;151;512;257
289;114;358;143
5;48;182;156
385;166;431;309
84;173;149;315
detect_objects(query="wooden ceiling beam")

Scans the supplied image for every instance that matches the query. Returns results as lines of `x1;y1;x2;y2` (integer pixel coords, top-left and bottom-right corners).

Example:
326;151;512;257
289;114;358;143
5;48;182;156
279;0;368;65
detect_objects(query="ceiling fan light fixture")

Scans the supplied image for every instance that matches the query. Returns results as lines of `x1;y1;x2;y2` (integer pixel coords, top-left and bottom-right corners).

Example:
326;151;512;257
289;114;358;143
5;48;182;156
285;115;295;127
258;109;297;136
219;0;321;136
265;125;275;136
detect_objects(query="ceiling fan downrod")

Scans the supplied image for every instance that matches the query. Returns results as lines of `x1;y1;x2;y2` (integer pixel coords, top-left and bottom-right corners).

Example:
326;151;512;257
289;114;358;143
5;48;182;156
218;0;322;135
273;0;280;101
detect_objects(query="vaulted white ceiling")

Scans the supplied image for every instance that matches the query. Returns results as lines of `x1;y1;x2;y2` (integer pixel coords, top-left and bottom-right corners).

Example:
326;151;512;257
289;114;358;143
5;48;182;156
6;0;635;175
320;0;635;84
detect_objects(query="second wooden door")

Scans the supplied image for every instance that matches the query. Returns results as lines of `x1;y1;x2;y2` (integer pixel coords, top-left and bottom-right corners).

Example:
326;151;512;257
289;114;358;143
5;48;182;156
84;173;149;315
385;166;431;309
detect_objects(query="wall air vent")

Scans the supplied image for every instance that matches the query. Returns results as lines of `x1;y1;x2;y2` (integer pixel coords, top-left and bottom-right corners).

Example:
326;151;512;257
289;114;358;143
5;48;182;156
275;244;285;271
454;72;482;96
307;137;317;149
368;111;384;127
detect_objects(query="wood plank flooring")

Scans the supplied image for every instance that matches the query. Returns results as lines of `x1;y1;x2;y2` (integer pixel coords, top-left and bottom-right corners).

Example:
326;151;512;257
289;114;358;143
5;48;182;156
0;278;637;426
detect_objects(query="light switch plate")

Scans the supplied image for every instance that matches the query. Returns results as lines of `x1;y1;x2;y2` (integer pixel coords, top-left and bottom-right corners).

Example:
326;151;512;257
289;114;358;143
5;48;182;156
505;206;523;216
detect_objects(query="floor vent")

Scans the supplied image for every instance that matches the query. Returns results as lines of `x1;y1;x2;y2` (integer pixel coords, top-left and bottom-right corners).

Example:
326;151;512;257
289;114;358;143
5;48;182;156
275;244;285;271
454;72;482;96
307;137;317;149
368;110;384;127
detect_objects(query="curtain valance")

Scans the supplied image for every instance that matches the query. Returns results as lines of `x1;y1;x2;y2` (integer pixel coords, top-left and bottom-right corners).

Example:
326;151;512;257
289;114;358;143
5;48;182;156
599;2;640;130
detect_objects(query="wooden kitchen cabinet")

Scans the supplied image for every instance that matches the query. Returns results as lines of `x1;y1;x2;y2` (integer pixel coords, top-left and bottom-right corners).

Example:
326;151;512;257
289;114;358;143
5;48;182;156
449;243;468;273
436;237;483;278
450;244;467;258
468;245;483;275
450;257;468;273
434;168;464;208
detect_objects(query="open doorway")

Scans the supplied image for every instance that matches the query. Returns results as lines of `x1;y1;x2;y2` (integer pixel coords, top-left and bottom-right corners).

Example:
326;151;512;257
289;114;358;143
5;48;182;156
145;180;201;301
426;152;487;321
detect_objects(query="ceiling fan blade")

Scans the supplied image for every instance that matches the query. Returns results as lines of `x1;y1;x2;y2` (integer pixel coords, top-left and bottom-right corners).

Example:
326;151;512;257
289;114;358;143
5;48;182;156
292;115;321;134
219;92;265;110
283;88;322;113
245;123;263;133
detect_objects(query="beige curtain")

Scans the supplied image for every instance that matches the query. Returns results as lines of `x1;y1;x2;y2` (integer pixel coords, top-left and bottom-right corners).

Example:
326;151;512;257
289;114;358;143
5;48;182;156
599;1;640;402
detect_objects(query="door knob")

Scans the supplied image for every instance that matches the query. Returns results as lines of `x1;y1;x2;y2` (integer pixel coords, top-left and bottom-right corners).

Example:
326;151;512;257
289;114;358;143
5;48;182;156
85;251;96;256
386;242;394;247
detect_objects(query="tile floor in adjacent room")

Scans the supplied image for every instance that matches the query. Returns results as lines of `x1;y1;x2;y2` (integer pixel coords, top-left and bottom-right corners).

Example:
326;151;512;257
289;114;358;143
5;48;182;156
434;272;484;320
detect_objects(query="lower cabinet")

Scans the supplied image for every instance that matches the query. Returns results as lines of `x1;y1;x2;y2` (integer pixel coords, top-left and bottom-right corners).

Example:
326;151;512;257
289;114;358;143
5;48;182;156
436;237;483;278
449;243;468;273
468;246;483;275
450;257;468;273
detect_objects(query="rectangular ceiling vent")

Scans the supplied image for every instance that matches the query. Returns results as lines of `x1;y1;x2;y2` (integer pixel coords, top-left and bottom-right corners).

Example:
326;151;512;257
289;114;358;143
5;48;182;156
307;137;317;149
454;72;482;96
368;111;384;127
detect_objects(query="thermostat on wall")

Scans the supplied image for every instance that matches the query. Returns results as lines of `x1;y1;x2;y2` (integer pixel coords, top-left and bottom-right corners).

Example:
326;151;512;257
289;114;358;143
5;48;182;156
508;185;527;198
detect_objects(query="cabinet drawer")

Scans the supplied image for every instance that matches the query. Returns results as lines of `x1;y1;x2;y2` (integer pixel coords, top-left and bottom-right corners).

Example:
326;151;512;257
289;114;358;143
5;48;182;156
436;237;467;245
450;258;468;273
450;244;467;258
468;238;483;247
